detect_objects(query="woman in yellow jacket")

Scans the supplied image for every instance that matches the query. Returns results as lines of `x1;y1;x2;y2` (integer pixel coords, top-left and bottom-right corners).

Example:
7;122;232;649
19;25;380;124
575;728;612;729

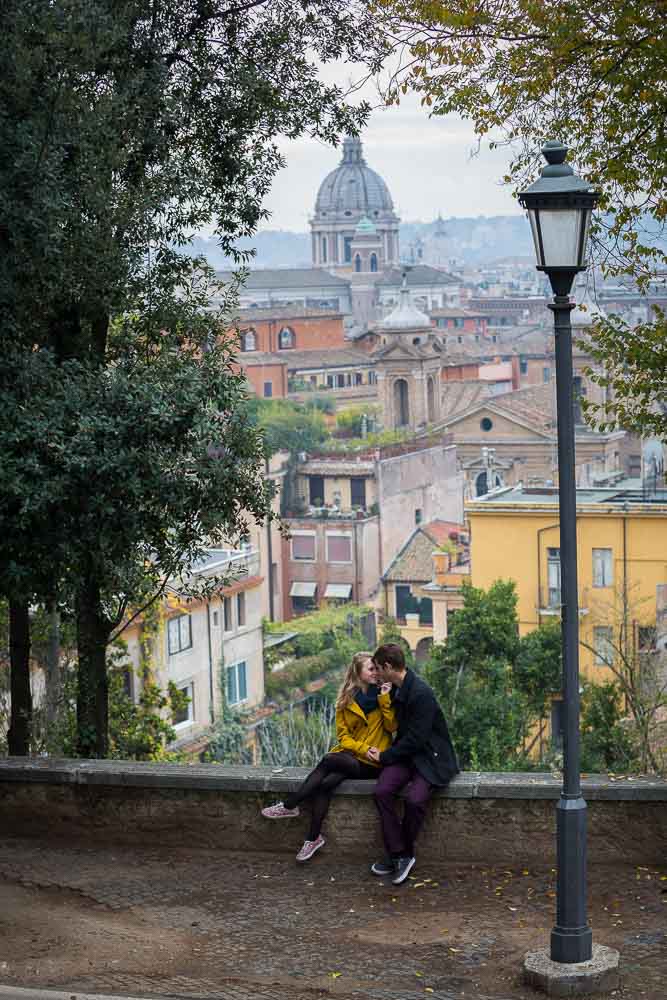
261;651;396;862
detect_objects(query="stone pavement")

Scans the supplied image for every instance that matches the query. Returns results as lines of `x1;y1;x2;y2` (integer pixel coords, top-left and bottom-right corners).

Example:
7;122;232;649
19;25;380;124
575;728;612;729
0;838;665;1000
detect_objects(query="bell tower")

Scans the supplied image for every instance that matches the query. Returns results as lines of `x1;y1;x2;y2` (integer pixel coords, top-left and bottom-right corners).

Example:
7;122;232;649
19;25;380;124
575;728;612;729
372;275;443;433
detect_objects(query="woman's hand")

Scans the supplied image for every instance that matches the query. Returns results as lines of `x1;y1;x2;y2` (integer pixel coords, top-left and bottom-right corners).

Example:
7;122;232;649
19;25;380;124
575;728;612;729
380;682;392;695
367;747;381;763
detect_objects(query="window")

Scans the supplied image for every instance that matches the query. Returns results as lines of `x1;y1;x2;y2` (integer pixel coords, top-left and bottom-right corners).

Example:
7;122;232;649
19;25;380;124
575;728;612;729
309;475;325;506
344;236;353;263
573;375;585;424
637;625;655;652
173;682;194;726
350;477;366;508
263;381;273;398
226;661;248;706
480;417;493;432
212;610;219;628
454;318;464;329
415;508;422;525
223;596;233;632
291;533;316;561
167;614;192;655
547;548;561;608
370;253;378;273
457;335;463;344
242;329;256;351
335;373;345;388
354;254;362;273
237;591;246;627
278;327;294;349
594;626;614;666
551;699;564;750
326;374;334;388
321;235;327;263
395;584;415;622
543;366;551;383
592;548;613;588
326;533;352;563
354;372;363;385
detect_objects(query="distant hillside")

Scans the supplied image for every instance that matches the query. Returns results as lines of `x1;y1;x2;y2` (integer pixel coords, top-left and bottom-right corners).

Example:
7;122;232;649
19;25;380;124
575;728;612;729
187;214;665;270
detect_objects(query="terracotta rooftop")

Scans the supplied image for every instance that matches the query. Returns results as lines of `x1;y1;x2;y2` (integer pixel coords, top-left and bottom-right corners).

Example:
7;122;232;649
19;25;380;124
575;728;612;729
240;348;371;370
383;520;464;583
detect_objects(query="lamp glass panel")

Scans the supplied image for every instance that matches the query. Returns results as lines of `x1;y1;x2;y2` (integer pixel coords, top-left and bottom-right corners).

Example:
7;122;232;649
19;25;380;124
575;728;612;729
537;207;584;267
527;209;544;266
578;207;593;266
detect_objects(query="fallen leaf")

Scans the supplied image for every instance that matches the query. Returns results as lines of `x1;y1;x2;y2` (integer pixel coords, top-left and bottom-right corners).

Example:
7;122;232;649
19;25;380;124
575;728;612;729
449;947;460;953
414;882;426;888
415;972;423;978
508;906;518;912
330;972;342;979
425;989;434;994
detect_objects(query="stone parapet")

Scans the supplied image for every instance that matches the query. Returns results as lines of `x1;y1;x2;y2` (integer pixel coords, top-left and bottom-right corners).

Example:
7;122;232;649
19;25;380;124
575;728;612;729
1;759;665;864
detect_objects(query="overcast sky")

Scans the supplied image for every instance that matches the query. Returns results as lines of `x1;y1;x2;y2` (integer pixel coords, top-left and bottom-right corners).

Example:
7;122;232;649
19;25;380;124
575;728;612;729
264;84;523;232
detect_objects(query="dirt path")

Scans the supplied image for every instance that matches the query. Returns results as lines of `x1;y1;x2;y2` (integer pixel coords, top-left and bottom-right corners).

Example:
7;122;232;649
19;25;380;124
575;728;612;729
0;840;665;999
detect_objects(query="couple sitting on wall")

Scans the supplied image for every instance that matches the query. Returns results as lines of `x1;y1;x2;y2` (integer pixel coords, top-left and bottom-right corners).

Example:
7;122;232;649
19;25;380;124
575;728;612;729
261;643;459;885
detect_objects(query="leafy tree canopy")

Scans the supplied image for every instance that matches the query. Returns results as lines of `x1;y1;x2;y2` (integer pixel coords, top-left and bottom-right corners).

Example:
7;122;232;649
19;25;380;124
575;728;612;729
379;0;667;435
0;0;387;755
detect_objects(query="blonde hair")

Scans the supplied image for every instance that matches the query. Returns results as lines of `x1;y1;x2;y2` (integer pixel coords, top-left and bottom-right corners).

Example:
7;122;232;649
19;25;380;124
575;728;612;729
336;651;374;710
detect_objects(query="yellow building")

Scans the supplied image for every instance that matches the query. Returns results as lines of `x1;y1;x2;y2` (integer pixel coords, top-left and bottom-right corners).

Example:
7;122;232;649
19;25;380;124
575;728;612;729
467;481;667;682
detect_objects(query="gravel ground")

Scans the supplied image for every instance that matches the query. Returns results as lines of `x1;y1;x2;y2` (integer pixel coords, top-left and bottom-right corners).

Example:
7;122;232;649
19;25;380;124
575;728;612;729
0;838;665;1000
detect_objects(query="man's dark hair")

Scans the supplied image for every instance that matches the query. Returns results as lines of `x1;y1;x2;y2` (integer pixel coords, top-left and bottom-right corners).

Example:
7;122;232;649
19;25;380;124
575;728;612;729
373;643;406;671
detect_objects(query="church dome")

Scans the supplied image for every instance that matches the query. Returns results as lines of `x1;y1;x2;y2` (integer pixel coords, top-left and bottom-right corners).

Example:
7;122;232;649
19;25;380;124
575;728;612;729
314;138;394;218
571;286;605;327
355;215;377;235
380;276;431;330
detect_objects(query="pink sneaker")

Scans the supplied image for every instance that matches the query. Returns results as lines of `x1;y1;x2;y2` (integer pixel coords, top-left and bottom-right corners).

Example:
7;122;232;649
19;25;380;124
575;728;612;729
296;835;325;862
261;801;300;819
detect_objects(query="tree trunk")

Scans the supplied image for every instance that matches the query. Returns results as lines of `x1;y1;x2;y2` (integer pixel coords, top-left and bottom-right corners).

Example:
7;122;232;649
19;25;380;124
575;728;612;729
7;600;31;755
44;604;62;748
76;577;110;758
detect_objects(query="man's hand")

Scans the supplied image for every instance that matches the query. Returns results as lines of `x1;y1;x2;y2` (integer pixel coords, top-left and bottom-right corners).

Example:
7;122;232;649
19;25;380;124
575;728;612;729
367;746;381;763
380;682;392;695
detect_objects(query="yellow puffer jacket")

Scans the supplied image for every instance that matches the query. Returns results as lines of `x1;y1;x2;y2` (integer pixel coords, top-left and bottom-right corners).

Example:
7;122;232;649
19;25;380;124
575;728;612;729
330;691;397;767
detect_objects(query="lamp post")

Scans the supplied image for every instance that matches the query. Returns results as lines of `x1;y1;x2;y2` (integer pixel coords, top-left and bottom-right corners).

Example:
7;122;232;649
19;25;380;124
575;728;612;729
519;141;600;965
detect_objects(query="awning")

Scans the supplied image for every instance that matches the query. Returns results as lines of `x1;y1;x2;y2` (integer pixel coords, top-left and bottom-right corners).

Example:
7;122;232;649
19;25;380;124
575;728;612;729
324;583;352;599
289;581;317;598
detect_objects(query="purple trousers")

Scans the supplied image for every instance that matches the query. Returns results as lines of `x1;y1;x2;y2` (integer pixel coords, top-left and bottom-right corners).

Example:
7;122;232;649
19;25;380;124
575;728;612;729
374;762;434;858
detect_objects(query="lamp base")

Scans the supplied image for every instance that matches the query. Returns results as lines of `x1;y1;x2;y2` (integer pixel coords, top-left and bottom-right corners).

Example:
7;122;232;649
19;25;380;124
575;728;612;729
523;944;620;997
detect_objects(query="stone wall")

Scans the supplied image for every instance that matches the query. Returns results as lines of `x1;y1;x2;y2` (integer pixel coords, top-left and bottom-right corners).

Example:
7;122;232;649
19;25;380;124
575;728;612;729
1;760;666;866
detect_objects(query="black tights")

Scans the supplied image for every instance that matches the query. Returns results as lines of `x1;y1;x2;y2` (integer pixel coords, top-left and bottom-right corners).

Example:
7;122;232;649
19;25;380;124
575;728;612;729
283;751;378;841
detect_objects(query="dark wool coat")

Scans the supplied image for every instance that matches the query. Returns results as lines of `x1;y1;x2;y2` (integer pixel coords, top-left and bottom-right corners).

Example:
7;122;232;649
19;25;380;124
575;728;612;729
379;669;459;786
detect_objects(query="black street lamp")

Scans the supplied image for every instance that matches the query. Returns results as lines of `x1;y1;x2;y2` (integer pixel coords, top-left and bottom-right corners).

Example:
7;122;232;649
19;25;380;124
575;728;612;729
520;141;600;965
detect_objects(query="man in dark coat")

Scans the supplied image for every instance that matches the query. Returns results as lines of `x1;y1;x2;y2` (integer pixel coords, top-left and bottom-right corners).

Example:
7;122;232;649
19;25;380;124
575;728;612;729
367;643;459;885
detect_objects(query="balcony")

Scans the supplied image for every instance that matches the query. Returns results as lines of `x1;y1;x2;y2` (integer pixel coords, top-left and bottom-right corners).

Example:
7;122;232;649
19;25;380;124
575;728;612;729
285;503;379;521
537;587;589;617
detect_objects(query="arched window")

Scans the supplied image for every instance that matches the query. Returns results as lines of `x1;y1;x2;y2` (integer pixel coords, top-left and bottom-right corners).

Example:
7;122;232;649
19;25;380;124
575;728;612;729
321;235;327;263
242;329;256;352
393;378;410;429
354;254;362;273
278;327;294;350
427;376;436;423
370;253;378;273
